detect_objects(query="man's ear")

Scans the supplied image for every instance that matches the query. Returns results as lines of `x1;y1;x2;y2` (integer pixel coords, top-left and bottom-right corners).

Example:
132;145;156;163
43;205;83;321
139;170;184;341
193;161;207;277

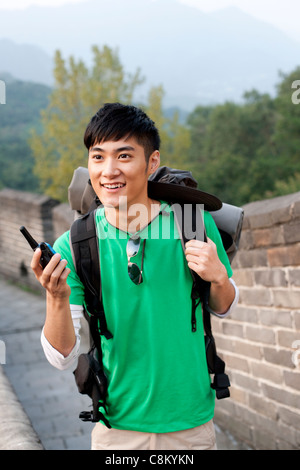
148;150;160;175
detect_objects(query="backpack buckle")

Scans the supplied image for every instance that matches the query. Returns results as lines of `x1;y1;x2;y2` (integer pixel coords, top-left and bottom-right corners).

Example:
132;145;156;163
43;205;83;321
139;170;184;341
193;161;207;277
211;373;231;399
79;411;93;421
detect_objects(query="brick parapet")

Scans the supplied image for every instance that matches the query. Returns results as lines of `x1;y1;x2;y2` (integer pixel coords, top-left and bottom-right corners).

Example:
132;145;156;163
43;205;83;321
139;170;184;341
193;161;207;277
0;189;69;291
215;191;300;450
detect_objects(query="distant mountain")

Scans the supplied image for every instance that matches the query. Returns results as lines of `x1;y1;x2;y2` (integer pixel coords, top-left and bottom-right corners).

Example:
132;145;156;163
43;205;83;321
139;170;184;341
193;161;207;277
0;39;53;86
0;0;299;110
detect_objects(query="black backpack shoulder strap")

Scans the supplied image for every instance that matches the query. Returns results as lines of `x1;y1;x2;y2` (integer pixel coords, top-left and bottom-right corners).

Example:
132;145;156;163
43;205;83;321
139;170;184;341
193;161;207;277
172;202;230;399
70;210;112;342
171;202;210;330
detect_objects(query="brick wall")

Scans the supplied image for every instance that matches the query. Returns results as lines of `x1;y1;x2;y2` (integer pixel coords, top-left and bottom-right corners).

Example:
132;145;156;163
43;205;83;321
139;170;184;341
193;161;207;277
0;189;73;291
213;191;300;450
0;187;299;449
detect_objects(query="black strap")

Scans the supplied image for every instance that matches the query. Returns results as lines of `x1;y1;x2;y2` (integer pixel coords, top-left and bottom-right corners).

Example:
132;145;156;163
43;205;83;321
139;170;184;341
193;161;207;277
172;202;230;399
172;202;211;333
70;211;112;341
71;211;113;427
210;355;230;399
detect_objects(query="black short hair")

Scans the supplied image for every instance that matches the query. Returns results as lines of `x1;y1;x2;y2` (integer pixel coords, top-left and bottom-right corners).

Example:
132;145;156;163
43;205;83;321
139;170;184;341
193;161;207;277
84;103;160;162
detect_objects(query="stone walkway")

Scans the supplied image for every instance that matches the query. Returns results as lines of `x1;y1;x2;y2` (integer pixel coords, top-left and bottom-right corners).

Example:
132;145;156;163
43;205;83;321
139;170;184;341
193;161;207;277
0;278;251;450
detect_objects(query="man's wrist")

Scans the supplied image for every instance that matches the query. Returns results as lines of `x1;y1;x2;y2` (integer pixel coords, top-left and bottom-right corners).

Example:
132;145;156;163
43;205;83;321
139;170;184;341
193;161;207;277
211;265;228;287
47;289;70;304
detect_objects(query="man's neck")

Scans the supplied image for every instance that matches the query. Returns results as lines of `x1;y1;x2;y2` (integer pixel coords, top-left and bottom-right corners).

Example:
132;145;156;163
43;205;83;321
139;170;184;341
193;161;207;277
105;198;160;234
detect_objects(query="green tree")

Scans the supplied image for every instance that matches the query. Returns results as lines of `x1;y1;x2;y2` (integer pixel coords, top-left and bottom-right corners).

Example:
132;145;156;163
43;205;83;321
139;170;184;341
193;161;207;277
266;172;300;197
187;90;278;206
239;90;279;202
186;105;213;170
145;85;191;169
187;102;249;205
269;67;300;196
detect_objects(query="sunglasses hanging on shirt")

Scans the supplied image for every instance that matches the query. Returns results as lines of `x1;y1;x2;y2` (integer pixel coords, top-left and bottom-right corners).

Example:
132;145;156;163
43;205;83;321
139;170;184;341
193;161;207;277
126;236;146;285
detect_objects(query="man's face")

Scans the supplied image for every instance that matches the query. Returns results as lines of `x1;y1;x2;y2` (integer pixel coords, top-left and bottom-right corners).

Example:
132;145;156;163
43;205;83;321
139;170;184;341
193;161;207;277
88;137;160;210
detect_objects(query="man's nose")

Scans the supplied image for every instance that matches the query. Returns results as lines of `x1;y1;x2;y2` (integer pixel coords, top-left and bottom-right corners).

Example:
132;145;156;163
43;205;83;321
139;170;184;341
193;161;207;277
102;158;120;177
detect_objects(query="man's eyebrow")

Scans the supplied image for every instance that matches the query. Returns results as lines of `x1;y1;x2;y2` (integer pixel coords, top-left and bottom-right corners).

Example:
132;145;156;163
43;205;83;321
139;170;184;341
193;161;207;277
89;145;136;153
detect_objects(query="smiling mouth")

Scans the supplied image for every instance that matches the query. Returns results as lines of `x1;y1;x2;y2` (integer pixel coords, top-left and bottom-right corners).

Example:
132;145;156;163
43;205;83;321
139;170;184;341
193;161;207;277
101;183;126;190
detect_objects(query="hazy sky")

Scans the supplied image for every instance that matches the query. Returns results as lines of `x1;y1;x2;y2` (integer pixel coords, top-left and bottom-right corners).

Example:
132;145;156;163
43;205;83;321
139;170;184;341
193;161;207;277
183;0;300;41
0;0;299;41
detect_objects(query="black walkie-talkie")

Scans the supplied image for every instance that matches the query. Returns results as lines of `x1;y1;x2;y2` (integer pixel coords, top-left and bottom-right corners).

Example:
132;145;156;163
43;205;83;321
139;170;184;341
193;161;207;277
20;226;56;269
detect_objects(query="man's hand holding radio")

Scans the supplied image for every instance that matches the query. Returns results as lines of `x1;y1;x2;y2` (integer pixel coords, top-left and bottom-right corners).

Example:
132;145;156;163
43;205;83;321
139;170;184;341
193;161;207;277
31;248;71;299
31;248;75;357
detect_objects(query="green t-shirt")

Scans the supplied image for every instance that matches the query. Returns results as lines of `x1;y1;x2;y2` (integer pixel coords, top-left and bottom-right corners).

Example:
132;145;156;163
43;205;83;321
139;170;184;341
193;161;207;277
54;202;232;433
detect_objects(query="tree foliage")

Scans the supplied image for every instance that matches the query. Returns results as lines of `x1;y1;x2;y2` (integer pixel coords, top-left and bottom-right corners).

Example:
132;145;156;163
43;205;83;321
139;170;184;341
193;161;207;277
146;85;191;169
187;71;300;206
273;67;300;178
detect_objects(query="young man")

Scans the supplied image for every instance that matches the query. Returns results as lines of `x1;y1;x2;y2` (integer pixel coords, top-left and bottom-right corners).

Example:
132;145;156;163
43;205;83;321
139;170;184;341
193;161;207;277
31;103;238;450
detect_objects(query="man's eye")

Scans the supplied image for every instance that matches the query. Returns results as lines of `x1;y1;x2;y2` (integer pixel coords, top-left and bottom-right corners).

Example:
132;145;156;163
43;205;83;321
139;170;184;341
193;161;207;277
92;154;103;160
119;154;130;159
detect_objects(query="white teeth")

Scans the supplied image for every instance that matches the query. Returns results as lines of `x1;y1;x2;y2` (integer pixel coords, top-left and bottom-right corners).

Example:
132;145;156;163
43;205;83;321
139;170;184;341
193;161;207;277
103;183;125;189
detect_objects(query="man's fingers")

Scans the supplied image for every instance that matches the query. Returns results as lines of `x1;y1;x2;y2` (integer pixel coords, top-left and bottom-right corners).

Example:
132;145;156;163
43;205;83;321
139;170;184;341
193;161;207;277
30;248;71;298
186;253;207;264
30;248;44;279
31;247;41;269
48;259;69;284
185;239;205;250
41;256;68;286
42;253;62;274
185;237;215;251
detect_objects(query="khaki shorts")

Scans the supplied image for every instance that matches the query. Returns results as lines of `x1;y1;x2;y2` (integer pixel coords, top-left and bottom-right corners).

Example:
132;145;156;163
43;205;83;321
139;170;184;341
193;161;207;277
91;419;217;450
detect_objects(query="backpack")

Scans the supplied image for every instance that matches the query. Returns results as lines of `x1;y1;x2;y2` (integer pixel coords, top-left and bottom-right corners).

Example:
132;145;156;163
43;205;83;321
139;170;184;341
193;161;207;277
70;166;244;424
